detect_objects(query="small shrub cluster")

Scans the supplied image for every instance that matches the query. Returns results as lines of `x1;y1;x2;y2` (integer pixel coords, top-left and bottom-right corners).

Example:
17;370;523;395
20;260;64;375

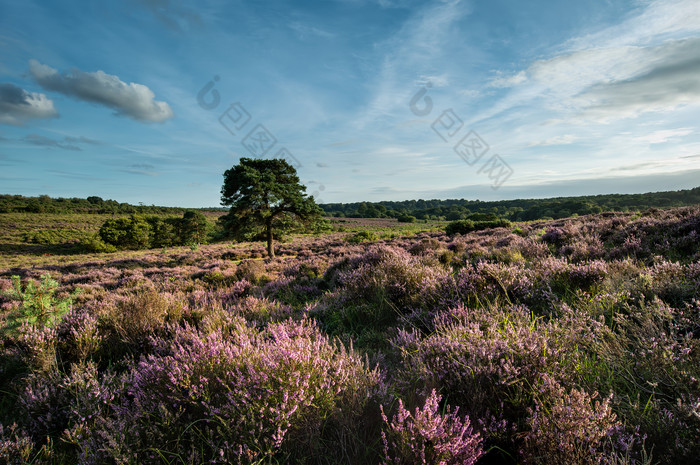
346;230;378;243
381;390;483;465
98;211;209;251
446;218;512;235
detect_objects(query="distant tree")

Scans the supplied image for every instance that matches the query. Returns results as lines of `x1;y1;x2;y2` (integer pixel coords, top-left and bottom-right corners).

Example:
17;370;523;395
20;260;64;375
220;158;323;257
144;216;178;248
25;199;45;213
445;220;476;235
445;211;463;221
99;215;151;249
180;210;209;244
446;218;511;235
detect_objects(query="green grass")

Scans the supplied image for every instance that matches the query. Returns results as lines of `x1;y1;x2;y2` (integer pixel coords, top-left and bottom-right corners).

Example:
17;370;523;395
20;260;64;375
0;212;227;270
0;212;446;270
328;217;448;235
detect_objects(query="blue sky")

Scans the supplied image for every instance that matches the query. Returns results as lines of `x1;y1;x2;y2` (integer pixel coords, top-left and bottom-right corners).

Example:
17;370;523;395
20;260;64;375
1;0;699;207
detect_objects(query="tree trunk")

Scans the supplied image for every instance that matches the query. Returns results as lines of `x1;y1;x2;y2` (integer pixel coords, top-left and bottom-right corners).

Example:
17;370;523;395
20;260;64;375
266;221;274;258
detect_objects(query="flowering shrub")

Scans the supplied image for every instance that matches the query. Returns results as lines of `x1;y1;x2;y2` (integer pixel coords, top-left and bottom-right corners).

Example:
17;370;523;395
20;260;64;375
334;245;447;310
521;376;624;465
394;305;573;433
0;423;52;464
1;207;699;464
83;318;381;464
381;390;483;465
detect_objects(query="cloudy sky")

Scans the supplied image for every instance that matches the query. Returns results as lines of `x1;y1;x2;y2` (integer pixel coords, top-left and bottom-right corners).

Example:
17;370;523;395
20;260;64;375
1;0;699;206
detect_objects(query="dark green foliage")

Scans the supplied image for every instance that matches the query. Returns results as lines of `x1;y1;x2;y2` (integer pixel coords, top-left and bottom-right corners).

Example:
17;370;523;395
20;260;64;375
79;236;118;253
99;215;151;250
445;220;476;235
144;216;178;248
346;230;377;243
0;194;201;215
21;229;92;245
181;210;209;244
397;215;416;223
319;186;700;221
219;158;324;257
97;211;212;251
446;218;511;235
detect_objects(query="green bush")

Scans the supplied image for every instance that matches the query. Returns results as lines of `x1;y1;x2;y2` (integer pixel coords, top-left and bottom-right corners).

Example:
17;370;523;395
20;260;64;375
445;219;512;235
80;236;118;253
97;212;211;251
99;215;151;250
21;229;91;245
145;216;179;248
346;231;377;243
180;210;209;244
397;215;416;223
476;219;512;230
445;220;476;235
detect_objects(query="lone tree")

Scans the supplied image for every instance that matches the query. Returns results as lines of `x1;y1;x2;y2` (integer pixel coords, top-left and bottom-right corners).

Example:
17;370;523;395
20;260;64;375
220;157;324;257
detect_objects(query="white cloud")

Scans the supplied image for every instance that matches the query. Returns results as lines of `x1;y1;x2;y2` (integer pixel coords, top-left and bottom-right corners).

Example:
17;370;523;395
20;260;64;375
635;128;694;144
528;134;578;147
289;22;335;39
489;70;527;88
418;74;450;87
573;38;700;121
0;83;57;125
477;27;700;128
354;0;470;128
458;89;480;98
568;0;700;49
474;0;700;128
29;60;173;123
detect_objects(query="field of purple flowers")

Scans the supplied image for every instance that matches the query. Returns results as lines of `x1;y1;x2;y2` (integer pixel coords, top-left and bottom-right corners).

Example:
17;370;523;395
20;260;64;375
1;206;698;464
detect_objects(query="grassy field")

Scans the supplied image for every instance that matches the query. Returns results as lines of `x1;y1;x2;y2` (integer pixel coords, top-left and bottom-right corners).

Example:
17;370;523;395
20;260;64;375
0;212;444;270
0;207;699;464
0;211;229;270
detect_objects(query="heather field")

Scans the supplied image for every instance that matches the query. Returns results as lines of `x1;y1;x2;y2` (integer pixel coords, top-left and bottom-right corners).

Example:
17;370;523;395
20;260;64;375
1;207;699;464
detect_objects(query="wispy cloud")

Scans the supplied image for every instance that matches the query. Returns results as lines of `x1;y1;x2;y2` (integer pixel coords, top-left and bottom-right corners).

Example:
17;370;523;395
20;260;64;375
25;133;82;151
479;0;700;125
0;153;24;166
575;38;700;122
289;22;335;39
135;0;203;32
355;0;471;128
489;71;527;88
635;128;694;144
528;134;578;147
48;169;106;181
418;74;450;87
64;135;103;145
567;0;700;49
120;163;160;176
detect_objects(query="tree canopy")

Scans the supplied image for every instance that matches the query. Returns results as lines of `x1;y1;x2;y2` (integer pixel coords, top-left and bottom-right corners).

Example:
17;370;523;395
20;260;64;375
219;158;324;257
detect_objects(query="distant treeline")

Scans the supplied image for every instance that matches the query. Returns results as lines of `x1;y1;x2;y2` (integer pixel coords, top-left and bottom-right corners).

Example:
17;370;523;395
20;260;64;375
0;195;226;215
320;186;700;221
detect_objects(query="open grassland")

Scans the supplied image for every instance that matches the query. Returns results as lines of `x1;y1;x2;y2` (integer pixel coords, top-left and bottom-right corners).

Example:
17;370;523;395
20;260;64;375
0;212;441;270
0;206;699;464
0;211;227;269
